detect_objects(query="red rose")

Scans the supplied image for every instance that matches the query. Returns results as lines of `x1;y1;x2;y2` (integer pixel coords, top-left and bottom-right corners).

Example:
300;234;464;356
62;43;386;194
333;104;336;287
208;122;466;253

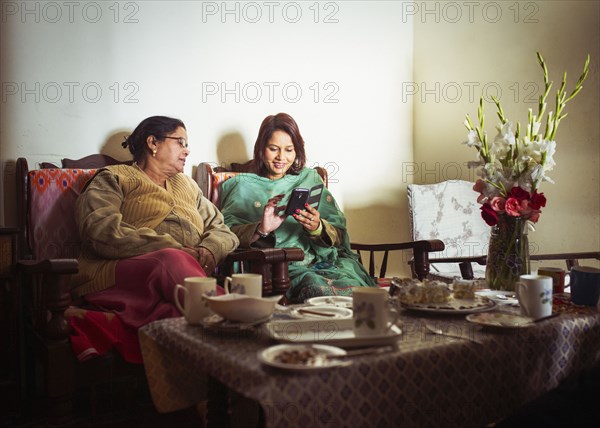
508;186;531;201
480;203;499;226
529;210;541;223
530;191;546;210
505;198;523;217
490;196;506;213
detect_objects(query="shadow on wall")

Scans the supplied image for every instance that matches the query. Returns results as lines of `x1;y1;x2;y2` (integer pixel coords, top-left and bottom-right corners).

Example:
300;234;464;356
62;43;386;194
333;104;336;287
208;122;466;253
100;130;134;163
2;130;133;226
216;132;250;168
191;131;249;185
345;201;414;278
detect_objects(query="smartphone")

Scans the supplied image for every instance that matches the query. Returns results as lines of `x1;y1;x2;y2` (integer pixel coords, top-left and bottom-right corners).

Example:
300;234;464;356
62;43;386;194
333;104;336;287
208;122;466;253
285;188;310;215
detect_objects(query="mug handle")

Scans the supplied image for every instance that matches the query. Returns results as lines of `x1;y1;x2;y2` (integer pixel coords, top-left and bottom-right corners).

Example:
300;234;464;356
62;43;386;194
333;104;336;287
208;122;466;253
386;298;400;330
174;284;187;314
516;281;529;314
223;277;232;294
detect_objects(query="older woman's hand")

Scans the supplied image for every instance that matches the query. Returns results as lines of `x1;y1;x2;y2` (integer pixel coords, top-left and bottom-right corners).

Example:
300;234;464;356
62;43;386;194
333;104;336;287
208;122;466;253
294;203;321;232
197;247;216;274
183;246;216;274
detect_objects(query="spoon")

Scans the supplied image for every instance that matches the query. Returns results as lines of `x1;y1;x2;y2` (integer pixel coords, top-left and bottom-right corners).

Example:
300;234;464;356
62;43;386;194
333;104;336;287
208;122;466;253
424;323;483;345
322;345;396;359
297;308;336;317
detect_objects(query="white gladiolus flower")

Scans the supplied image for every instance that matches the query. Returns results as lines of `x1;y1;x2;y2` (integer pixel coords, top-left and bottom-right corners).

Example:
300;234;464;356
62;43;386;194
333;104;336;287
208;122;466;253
464;130;480;148
462;51;589;227
540;140;557;170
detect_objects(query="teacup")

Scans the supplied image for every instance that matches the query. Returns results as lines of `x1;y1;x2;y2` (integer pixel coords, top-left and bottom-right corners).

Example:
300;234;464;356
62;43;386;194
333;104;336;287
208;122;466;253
516;274;553;319
174;276;217;324
352;287;398;337
223;273;262;297
570;266;600;306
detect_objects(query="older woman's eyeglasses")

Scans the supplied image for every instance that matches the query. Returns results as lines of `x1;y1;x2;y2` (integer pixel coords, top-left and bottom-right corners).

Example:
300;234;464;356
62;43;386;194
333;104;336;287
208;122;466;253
160;136;189;149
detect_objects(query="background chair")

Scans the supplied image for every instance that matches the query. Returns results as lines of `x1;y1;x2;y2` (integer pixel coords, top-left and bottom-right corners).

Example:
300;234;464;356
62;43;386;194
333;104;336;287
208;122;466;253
408;180;489;281
196;161;445;286
408;180;600;282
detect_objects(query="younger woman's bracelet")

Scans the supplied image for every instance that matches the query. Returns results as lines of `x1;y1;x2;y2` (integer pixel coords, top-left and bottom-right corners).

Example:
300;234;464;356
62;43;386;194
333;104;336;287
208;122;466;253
256;224;270;238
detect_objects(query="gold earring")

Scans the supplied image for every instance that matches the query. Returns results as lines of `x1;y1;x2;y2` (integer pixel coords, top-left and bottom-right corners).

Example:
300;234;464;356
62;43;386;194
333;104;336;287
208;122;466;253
152;149;157;157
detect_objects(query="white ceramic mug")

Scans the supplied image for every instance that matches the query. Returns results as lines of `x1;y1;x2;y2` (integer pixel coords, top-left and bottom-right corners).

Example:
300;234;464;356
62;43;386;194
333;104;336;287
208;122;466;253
174;276;217;324
352;287;398;337
516;274;553;319
223;273;262;297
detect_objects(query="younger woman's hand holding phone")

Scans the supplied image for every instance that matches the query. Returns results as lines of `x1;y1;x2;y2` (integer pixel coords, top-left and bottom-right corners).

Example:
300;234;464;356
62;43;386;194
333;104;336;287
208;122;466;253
293;203;321;232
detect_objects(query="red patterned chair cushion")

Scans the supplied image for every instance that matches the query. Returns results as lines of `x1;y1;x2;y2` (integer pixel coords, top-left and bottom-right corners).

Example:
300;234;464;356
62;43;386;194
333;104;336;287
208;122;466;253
211;171;239;207
28;168;96;260
27;167;142;363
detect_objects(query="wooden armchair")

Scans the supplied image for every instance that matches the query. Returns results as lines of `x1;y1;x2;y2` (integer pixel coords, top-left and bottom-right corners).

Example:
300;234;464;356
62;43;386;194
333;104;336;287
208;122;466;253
16;155;147;424
196;161;445;287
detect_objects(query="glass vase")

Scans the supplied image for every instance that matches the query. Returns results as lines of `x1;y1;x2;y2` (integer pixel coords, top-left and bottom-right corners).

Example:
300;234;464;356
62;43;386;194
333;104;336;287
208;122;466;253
485;215;530;291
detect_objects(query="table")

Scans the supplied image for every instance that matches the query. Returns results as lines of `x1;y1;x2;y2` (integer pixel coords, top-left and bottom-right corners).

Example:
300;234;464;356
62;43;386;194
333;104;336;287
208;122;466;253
139;302;600;428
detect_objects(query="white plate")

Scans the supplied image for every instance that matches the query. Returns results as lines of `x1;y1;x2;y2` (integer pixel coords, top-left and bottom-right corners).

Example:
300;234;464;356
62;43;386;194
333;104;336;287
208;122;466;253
262;318;402;349
305;296;353;308
258;344;350;371
290;305;353;319
466;312;534;328
400;296;497;314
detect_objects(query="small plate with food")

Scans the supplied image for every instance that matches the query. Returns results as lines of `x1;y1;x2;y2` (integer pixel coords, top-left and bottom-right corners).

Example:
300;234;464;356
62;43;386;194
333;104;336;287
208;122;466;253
258;344;351;371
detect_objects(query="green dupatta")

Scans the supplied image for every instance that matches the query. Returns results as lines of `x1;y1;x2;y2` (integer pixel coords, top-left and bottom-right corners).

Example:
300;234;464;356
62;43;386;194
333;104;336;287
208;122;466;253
220;168;374;302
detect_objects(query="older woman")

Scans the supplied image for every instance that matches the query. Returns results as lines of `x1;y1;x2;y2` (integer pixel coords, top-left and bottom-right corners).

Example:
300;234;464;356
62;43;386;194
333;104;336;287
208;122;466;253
72;116;239;340
219;113;374;303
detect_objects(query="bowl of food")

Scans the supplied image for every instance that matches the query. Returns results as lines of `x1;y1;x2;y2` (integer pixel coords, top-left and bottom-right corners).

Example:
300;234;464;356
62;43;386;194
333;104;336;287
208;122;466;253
203;293;282;323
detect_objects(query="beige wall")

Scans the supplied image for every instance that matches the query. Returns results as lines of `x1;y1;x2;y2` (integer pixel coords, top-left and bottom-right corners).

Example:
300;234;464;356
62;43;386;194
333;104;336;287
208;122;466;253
412;0;600;271
1;1;598;276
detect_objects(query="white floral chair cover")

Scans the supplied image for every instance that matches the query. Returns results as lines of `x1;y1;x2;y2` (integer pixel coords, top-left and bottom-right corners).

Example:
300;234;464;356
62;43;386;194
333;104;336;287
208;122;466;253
408;180;490;282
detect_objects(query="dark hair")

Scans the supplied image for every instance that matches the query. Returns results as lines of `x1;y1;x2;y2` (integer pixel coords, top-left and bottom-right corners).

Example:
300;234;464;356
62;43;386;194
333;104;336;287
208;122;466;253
122;116;186;162
253;113;306;177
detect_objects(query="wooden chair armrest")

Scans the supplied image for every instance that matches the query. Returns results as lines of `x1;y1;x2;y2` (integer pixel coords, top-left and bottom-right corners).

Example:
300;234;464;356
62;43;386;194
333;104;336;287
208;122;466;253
225;247;305;264
425;251;600;279
531;251;600;271
222;248;305;297
18;258;79;275
18;258;78;342
351;239;445;280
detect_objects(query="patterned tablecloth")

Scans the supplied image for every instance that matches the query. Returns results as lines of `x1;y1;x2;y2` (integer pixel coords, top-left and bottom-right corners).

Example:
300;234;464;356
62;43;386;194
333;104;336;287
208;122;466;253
139;304;600;428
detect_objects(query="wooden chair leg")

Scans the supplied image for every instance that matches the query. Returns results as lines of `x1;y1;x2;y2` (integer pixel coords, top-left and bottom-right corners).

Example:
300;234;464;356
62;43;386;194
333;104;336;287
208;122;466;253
412;249;431;280
271;261;291;296
459;262;474;280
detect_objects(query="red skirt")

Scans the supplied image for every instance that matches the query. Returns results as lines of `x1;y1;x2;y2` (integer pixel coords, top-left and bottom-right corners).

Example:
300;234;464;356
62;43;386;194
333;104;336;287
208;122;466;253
70;248;212;363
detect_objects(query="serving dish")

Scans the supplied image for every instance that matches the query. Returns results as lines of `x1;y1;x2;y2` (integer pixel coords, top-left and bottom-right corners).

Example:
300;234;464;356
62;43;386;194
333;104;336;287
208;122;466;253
262;318;402;349
203;293;281;323
399;295;496;314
